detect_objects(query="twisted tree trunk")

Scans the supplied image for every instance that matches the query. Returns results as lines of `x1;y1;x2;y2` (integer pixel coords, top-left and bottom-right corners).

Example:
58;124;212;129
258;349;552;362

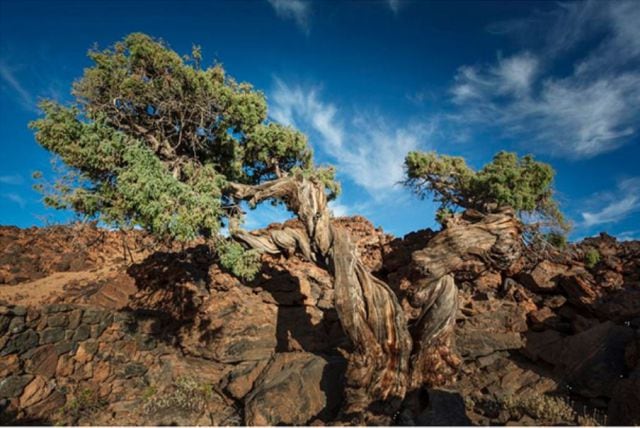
227;175;411;421
406;208;522;389
226;175;522;422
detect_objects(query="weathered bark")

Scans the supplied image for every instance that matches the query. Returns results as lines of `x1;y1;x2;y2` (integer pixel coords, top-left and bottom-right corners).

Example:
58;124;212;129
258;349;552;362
330;225;411;419
407;208;522;387
411;209;522;280
226;176;522;421
227;175;411;421
408;274;460;388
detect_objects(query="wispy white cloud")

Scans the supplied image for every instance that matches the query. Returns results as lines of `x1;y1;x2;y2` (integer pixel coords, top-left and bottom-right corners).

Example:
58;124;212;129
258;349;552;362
406;89;436;106
582;197;638;227
450;0;640;159
267;0;311;34
328;199;375;218
2;193;27;209
580;178;640;227
452;52;538;103
270;78;435;196
387;0;402;14
487;1;604;57
0;61;36;112
0;174;24;185
617;230;640;242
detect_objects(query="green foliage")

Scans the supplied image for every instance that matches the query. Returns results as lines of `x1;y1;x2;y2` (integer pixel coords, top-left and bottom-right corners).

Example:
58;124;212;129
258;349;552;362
31;101;225;241
216;239;261;280
435;207;454;226
545;231;568;249
30;33;338;276
584;248;601;268
404;150;569;233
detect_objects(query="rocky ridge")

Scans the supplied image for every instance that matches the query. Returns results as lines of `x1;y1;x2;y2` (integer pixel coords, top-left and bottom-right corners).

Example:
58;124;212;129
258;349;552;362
0;219;639;425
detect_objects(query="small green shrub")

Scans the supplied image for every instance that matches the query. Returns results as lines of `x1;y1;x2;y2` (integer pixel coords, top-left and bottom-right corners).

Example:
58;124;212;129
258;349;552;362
499;393;603;425
545;231;567;249
584;248;601;269
59;388;106;423
143;377;214;414
500;394;576;424
142;386;157;401
216;239;261;281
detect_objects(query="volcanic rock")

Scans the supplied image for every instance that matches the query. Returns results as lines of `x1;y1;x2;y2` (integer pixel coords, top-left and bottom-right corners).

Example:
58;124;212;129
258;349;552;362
244;352;346;425
517;260;568;292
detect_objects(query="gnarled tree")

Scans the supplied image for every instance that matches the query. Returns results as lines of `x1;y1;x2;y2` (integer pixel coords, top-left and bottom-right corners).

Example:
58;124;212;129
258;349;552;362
400;151;566;397
31;33;413;422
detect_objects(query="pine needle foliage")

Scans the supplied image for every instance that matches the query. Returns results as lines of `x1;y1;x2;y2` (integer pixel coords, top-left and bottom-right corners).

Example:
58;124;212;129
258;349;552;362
404;150;569;233
30;33;338;278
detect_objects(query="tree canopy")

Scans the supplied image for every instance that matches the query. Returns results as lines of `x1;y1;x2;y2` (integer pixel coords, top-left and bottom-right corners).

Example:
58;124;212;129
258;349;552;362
404;150;569;233
30;33;338;276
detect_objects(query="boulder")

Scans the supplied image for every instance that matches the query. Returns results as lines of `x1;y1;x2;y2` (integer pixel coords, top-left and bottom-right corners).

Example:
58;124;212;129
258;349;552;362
457;331;523;359
522;330;565;365
456;297;527;359
19;376;53;408
40;328;65;344
595;269;624;290
517;260;567;292
23;344;58;379
24;390;66;420
0;354;19;378
180;286;278;363
224;360;269;400
559;271;601;311
523;321;634;399
528;307;557;330
0;375;33;399
596;290;640;322
2;329;39;355
244;352;345;425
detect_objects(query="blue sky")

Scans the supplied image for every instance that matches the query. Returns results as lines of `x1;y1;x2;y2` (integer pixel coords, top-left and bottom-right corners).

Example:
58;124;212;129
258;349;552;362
1;0;639;240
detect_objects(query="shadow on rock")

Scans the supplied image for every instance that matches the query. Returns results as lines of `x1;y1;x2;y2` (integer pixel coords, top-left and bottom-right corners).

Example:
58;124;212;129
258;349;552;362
415;389;472;426
122;243;348;424
127;244;212;318
122;244;214;345
248;259;344;354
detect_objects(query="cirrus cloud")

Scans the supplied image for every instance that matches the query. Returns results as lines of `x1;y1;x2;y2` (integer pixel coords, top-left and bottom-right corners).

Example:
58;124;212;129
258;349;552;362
270;78;435;197
267;0;311;34
450;0;640;159
580;178;640;228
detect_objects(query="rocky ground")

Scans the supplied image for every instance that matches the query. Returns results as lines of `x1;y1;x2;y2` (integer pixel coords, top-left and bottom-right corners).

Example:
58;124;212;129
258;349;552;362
0;218;639;425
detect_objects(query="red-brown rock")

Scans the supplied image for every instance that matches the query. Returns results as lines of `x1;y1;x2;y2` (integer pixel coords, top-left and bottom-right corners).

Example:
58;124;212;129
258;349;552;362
517;260;568;292
19;376;52;408
244;353;345;425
